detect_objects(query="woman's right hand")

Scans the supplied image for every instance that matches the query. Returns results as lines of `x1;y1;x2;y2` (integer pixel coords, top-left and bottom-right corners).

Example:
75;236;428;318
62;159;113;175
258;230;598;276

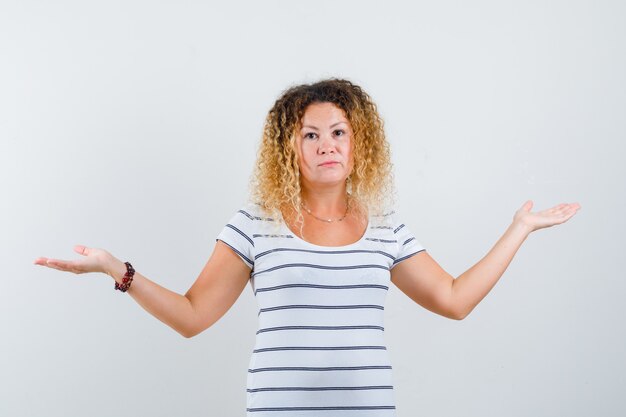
34;245;115;277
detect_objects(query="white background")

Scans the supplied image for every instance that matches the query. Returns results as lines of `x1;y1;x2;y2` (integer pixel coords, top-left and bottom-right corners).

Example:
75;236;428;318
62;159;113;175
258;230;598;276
2;0;624;416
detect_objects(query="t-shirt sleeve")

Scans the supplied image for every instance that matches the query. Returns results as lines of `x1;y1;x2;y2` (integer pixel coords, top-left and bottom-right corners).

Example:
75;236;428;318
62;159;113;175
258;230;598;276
390;213;426;269
215;206;256;269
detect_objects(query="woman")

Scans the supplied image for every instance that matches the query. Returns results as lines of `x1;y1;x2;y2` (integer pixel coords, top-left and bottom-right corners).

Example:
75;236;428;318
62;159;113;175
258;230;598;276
34;78;581;415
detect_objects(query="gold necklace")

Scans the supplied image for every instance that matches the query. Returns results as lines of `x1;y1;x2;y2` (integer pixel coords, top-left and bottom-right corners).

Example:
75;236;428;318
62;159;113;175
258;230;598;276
301;196;350;223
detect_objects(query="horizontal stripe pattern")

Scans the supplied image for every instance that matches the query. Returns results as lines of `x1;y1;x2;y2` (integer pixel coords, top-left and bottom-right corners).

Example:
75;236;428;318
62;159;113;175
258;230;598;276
216;202;426;416
253;345;387;353
254;283;389;296
247;406;396;413
248;385;393;392
251;262;389;278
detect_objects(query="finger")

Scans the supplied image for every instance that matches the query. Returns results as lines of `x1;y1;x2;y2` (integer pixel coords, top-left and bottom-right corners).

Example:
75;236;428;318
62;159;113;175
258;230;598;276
44;260;67;271
46;259;80;273
551;204;573;215
550;204;567;212
557;206;578;221
522;200;533;211
556;204;577;217
34;257;49;266
555;212;574;224
74;245;89;256
564;205;580;217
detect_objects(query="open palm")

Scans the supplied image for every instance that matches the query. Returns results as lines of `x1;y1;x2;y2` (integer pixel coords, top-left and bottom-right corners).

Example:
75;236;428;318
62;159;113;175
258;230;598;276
513;200;581;233
34;245;112;275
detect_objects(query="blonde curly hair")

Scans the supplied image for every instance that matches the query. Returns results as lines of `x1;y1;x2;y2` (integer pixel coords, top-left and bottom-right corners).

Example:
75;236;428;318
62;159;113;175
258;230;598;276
248;78;396;233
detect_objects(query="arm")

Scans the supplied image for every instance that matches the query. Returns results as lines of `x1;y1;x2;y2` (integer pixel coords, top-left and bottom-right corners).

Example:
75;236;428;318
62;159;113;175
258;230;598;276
391;200;580;320
451;221;530;319
106;259;198;337
36;241;251;338
106;241;251;338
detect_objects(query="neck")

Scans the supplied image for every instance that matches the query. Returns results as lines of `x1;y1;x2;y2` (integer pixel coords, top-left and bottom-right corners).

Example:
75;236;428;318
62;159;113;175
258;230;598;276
300;182;349;218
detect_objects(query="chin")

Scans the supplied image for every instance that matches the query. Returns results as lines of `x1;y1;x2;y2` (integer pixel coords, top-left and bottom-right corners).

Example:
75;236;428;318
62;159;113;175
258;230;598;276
311;176;348;186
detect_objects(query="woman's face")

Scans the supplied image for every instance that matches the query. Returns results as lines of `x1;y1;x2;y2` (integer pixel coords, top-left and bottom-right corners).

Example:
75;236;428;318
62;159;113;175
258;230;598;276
295;102;354;190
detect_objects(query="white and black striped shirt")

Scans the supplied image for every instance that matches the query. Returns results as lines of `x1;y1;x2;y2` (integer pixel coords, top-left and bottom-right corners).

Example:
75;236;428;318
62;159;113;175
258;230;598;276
216;202;426;416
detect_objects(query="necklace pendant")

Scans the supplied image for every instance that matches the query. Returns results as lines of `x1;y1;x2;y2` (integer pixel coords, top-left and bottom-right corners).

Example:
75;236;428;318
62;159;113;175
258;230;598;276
301;196;350;223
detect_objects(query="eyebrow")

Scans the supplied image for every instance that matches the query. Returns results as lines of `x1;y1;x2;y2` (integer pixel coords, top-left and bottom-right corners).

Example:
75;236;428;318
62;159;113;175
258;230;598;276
301;121;347;131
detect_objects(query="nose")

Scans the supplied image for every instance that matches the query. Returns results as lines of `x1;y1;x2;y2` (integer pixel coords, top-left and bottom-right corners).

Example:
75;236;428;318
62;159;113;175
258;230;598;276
317;133;335;155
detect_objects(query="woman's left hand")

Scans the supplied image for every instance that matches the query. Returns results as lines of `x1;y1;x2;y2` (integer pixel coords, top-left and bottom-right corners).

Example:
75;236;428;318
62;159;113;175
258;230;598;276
513;200;581;233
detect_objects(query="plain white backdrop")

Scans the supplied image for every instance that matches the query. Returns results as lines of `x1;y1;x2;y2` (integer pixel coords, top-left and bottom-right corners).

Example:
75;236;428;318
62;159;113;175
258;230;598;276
2;0;624;416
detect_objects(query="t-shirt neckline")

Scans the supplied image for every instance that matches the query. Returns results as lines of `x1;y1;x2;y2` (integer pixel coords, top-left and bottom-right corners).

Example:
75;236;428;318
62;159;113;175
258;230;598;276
280;217;370;250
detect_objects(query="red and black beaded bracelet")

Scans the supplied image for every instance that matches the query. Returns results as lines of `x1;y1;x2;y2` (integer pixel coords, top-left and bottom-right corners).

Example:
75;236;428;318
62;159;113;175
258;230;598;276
114;261;135;292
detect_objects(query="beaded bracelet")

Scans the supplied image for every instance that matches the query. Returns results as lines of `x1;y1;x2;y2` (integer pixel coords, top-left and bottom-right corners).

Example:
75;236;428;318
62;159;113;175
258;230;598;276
114;261;135;292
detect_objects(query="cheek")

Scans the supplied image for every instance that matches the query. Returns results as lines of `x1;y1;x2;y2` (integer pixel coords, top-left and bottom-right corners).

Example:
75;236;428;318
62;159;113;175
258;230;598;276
343;140;353;159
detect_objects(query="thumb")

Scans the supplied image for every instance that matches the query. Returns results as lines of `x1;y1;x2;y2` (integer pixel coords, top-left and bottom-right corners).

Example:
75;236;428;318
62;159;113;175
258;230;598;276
73;245;89;256
521;200;533;212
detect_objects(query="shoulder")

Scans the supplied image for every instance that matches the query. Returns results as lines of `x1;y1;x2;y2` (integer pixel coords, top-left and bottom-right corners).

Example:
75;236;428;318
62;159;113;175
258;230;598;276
237;201;277;222
368;207;397;229
225;202;280;235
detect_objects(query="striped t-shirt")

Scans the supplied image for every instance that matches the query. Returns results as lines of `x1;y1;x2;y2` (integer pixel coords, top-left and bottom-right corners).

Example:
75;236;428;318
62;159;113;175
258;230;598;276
216;202;426;417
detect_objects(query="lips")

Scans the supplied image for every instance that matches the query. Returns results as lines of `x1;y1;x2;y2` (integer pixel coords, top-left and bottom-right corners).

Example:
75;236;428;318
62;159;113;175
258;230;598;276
319;161;339;166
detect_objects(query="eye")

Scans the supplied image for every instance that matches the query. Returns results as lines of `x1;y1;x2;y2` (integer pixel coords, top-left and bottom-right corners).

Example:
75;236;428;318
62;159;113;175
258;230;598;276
304;132;317;140
334;129;345;137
